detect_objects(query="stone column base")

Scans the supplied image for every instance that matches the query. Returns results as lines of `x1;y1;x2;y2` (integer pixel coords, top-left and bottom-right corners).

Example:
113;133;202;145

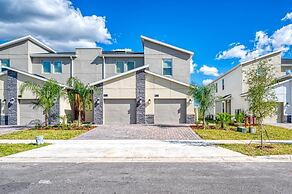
186;114;195;124
145;114;154;124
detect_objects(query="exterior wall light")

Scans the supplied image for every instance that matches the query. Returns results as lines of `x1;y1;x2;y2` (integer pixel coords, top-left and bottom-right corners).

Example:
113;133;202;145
94;98;100;107
148;99;151;104
137;98;143;107
8;98;15;108
188;99;192;104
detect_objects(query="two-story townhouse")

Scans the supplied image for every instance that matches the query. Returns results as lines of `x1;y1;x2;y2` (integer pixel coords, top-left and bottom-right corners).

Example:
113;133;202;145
210;50;292;124
0;35;195;125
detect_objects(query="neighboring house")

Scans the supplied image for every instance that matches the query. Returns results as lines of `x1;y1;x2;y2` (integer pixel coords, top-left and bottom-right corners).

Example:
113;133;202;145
209;50;292;124
0;35;195;125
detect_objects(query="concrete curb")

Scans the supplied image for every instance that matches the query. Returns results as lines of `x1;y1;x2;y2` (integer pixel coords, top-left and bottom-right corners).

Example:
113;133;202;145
0;139;292;144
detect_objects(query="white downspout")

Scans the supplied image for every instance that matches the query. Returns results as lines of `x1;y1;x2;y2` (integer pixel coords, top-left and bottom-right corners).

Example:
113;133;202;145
102;56;105;79
70;56;74;78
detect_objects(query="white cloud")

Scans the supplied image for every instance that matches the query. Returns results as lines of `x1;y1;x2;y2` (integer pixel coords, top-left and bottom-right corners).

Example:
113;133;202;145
216;44;248;60
0;0;112;51
282;12;292;21
112;48;133;52
202;79;213;86
190;63;197;73
216;13;292;62
199;65;219;76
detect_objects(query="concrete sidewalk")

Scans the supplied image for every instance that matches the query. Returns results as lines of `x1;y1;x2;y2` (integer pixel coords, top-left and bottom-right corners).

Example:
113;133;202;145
1;139;292;144
0;139;291;163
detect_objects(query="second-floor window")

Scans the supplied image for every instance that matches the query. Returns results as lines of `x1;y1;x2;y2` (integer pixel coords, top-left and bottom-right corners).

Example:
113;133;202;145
53;61;62;73
222;79;225;90
215;83;218;93
42;61;51;73
1;59;10;67
127;61;135;71
116;62;124;73
0;59;10;71
163;59;173;76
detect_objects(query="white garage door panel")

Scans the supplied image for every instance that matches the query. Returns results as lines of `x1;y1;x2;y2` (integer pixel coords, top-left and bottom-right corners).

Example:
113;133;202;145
104;99;136;124
19;100;45;125
154;99;186;124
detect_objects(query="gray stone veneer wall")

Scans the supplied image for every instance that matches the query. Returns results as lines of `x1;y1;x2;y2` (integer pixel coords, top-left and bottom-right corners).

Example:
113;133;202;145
7;70;17;125
93;83;103;124
0;115;8;125
49;98;60;125
145;114;154;124
186;114;195;124
136;70;145;124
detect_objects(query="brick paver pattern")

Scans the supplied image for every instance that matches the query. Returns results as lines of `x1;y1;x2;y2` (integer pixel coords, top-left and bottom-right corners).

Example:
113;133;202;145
76;125;201;140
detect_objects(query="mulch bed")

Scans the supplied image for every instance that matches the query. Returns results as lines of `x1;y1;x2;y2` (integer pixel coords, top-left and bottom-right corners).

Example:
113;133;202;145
34;125;95;131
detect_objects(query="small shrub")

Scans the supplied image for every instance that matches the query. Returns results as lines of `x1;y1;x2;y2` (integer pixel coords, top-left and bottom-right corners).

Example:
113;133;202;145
216;113;232;129
235;111;245;123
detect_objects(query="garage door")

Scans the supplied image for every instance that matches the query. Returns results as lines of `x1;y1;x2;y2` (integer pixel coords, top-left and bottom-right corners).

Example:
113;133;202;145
154;99;186;124
104;99;136;124
19;99;45;125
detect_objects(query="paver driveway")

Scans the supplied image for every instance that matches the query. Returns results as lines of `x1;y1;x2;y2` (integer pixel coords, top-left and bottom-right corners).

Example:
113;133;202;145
75;125;200;140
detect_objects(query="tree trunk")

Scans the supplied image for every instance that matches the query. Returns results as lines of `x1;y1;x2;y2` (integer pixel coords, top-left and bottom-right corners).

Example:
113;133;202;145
260;122;264;149
202;112;206;129
78;109;81;127
44;111;48;127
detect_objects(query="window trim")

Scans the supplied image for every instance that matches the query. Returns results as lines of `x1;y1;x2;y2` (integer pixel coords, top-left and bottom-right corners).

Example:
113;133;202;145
53;60;62;74
222;101;225;113
222;79;225;90
126;61;136;71
115;61;125;74
162;58;173;77
42;60;51;74
215;83;218;93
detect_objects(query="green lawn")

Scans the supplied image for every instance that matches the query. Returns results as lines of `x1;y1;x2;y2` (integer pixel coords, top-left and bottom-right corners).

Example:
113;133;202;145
0;143;48;157
220;144;292;156
194;125;292;140
0;130;87;140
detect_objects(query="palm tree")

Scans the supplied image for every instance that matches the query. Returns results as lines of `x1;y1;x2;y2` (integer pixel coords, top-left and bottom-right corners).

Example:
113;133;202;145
67;77;99;126
20;79;64;126
189;84;215;129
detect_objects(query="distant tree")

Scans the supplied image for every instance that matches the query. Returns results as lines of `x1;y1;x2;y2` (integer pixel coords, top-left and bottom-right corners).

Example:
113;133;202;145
245;60;278;148
67;77;99;126
20;79;64;126
189;84;215;129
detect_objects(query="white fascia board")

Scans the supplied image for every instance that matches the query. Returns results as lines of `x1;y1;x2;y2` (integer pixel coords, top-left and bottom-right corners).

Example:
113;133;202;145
210;50;283;84
145;70;190;87
89;65;149;86
30;54;77;58
2;66;67;88
0;35;56;53
101;54;144;58
141;35;194;55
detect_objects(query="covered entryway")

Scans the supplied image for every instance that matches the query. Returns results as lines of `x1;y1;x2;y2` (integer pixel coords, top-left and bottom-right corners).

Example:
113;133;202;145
104;99;136;124
19;99;44;125
154;99;186;124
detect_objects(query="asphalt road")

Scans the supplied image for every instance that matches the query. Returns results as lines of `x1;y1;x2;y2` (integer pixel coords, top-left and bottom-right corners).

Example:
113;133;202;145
1;162;292;194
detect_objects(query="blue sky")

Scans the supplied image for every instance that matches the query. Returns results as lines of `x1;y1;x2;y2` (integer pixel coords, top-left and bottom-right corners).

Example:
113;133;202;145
1;0;291;84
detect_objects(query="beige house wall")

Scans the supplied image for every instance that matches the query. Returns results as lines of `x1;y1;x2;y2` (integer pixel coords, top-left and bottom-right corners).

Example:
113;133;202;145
143;40;192;84
59;94;73;123
241;53;282;93
31;57;71;84
213;66;247;115
103;72;136;99
145;73;194;115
